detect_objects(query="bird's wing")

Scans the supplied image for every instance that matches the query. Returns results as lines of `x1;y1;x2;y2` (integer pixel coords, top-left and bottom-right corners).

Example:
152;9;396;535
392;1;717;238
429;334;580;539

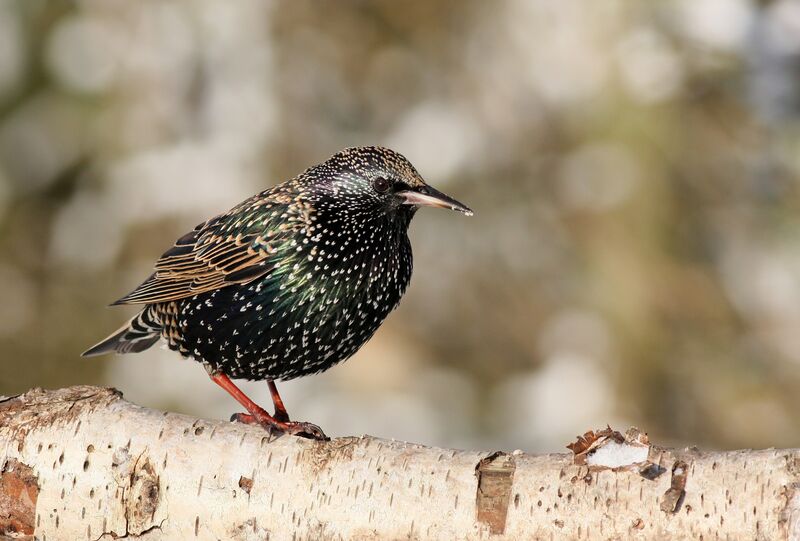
113;194;312;305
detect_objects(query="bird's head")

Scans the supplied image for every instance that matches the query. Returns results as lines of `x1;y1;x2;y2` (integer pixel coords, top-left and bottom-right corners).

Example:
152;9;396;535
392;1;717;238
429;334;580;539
318;146;473;219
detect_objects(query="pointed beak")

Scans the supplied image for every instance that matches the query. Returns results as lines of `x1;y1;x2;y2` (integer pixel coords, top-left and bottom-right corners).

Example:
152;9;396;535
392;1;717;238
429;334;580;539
397;185;473;216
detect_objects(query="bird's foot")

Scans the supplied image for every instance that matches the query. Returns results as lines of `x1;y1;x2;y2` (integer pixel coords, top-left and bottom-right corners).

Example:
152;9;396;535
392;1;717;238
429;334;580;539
230;412;328;441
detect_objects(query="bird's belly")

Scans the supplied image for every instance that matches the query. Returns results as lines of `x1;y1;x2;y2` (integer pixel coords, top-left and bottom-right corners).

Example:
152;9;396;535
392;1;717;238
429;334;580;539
171;278;406;381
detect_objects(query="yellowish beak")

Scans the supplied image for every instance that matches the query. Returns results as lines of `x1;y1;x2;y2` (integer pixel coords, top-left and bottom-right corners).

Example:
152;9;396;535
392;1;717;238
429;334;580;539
398;186;473;216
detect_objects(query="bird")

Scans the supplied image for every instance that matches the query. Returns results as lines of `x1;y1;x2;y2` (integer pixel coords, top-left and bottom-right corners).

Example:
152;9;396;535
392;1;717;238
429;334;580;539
83;146;472;440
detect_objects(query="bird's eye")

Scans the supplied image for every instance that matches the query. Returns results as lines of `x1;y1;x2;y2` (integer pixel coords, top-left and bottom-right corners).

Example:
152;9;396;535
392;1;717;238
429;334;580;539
372;176;391;194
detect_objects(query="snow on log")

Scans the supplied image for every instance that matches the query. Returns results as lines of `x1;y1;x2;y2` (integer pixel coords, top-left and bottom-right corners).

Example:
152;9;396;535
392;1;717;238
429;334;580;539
0;386;799;540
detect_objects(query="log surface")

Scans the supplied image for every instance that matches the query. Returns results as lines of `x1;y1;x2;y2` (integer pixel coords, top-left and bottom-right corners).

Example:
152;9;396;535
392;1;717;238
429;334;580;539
0;386;799;540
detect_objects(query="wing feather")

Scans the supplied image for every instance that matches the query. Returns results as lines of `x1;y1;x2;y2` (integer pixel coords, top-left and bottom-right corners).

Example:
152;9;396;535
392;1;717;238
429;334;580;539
113;197;307;305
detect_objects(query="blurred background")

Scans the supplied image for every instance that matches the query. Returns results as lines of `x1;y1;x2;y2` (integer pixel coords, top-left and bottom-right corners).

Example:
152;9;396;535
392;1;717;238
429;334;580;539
2;0;800;452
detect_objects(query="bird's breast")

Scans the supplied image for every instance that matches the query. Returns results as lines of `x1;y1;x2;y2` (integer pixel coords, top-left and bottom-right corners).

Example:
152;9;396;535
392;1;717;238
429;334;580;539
174;227;414;381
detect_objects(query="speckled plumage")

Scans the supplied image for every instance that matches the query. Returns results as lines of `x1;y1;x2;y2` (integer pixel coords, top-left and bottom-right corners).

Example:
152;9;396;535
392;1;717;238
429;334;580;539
85;146;471;385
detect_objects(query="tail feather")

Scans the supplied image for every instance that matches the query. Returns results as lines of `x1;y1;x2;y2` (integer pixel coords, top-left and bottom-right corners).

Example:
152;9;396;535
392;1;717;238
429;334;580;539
82;306;163;357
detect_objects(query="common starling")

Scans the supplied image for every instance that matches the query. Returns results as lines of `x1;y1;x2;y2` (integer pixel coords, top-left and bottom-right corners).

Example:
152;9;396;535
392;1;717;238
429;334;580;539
83;146;472;439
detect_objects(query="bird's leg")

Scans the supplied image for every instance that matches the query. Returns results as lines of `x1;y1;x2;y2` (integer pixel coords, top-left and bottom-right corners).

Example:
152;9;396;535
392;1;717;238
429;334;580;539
230;379;289;422
209;372;327;440
267;379;290;422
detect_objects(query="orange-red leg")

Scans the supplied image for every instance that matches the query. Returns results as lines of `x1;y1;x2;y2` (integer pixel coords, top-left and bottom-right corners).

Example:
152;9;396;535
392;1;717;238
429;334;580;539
267;380;290;422
231;379;289;423
209;372;327;440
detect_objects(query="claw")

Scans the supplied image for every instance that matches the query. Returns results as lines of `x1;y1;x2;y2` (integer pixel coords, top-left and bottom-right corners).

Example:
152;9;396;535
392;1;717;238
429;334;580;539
283;421;328;441
230;412;257;424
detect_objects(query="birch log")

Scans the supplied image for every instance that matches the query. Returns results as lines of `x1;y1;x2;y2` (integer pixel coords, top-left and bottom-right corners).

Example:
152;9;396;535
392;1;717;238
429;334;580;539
1;387;799;540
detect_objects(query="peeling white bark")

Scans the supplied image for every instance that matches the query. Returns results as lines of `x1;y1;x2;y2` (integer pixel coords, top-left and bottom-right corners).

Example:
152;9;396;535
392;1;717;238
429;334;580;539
1;386;799;540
